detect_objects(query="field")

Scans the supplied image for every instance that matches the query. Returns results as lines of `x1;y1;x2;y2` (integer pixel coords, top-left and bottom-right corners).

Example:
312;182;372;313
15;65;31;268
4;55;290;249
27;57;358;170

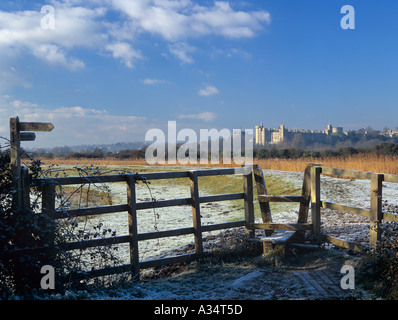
32;157;398;300
41;153;398;175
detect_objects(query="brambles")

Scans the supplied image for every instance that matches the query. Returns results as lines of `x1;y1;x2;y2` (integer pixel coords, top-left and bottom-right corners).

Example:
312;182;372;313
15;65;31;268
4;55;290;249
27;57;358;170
356;214;398;299
0;144;127;298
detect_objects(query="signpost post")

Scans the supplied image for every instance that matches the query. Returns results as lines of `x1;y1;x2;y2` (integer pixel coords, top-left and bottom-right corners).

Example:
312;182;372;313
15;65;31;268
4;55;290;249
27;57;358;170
9;116;54;210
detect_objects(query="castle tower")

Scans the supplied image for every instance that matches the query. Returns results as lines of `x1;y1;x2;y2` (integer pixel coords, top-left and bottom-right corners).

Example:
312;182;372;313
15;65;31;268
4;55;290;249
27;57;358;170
255;123;264;145
280;124;286;142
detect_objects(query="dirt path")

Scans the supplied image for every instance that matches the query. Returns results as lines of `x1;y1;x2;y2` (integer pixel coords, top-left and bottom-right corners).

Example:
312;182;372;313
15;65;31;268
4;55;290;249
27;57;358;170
83;249;371;300
80;228;374;300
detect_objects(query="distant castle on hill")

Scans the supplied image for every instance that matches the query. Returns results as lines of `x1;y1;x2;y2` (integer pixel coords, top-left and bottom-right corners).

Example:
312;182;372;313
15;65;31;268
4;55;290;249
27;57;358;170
255;123;345;146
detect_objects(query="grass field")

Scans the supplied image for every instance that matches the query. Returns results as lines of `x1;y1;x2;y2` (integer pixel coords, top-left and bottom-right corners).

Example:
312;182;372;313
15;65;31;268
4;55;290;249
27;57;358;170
38;161;303;222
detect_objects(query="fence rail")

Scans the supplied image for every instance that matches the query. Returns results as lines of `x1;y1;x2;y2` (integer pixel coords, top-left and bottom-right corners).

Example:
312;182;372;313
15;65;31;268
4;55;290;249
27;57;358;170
35;166;252;281
311;166;398;250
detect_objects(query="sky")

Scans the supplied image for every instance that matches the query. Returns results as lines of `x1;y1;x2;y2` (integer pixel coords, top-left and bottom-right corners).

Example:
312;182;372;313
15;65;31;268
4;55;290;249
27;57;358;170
1;0;398;148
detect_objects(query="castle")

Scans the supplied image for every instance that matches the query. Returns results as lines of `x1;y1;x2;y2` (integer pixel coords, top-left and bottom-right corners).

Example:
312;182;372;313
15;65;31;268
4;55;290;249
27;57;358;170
255;123;345;146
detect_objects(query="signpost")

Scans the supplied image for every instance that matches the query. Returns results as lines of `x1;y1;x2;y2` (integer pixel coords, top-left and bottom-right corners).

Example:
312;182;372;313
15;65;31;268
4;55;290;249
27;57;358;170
9;116;54;210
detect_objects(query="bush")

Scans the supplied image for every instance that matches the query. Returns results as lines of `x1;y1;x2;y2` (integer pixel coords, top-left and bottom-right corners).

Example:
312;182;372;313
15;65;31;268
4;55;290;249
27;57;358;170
0;149;125;298
357;221;398;299
0;151;56;297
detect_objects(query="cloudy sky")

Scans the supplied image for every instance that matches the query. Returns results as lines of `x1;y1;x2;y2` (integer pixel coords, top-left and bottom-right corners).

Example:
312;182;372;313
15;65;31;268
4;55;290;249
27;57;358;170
1;0;398;148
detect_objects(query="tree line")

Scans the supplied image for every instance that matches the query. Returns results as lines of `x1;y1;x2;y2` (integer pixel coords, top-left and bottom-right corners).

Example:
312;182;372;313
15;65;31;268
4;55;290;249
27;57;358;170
255;142;398;159
28;142;398;161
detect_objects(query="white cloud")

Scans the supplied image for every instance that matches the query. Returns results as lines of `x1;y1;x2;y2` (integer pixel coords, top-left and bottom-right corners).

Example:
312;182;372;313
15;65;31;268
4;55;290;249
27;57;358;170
178;112;216;122
32;44;85;71
198;85;219;97
0;1;270;81
111;0;270;41
105;42;143;68
168;42;195;64
141;78;165;85
0;95;151;147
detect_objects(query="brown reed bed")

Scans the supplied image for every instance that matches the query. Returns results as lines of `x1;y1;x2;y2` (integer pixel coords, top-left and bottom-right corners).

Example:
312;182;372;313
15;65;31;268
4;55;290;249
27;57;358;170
39;154;398;175
257;154;398;175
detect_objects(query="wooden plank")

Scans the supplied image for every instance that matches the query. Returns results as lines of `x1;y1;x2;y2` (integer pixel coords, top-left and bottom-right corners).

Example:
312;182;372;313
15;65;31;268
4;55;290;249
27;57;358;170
251;223;312;231
137;198;191;210
42;182;56;219
201;220;245;232
127;175;140;280
196;167;243;177
253;164;272;223
18;122;54;132
54;204;129;219
370;174;383;248
139;253;197;269
41;181;56;266
383;212;398;223
21;167;30;210
311;166;322;236
298;164;320;223
138;171;190;180
199;193;244;203
59;235;130;251
260;230;296;244
19;132;36;141
321;167;373;180
36;167;244;186
258;195;305;203
243;170;255;237
9;116;22;209
190;171;203;258
321;201;370;218
325;236;366;252
37;174;129;186
138;227;194;241
383;174;398;184
296;164;319;241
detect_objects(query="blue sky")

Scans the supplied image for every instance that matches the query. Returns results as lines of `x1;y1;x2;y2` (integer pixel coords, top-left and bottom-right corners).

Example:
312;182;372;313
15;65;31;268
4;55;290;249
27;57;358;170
1;0;398;148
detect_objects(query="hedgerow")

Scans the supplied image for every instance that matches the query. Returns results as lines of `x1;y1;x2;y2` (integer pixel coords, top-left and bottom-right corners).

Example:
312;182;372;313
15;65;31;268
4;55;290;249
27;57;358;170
0;144;125;299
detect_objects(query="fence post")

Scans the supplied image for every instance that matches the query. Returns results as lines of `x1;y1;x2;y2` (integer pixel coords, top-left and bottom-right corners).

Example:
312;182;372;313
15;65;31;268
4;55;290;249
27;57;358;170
370;173;383;249
21;167;30;210
189;171;203;259
243;167;255;238
41;181;56;266
310;166;321;237
10;116;22;210
127;175;140;280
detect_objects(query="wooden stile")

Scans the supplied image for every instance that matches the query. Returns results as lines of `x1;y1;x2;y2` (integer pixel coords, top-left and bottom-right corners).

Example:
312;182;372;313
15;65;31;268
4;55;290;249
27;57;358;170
253;165;272;223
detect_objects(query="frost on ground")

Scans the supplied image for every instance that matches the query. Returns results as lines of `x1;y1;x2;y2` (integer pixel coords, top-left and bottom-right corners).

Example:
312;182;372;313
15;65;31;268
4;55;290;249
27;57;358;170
43;228;373;300
33;168;398;300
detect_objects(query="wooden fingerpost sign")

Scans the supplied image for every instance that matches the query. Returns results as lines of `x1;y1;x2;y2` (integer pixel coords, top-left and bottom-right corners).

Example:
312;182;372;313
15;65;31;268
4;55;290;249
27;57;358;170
9;116;54;210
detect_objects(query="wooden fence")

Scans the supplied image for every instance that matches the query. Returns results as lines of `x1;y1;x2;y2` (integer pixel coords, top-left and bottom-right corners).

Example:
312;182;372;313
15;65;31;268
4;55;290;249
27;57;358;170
13;163;398;284
35;166;254;281
309;166;398;251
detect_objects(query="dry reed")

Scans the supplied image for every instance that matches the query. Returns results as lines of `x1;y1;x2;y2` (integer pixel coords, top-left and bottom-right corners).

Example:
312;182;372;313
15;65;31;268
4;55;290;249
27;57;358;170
40;154;398;175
